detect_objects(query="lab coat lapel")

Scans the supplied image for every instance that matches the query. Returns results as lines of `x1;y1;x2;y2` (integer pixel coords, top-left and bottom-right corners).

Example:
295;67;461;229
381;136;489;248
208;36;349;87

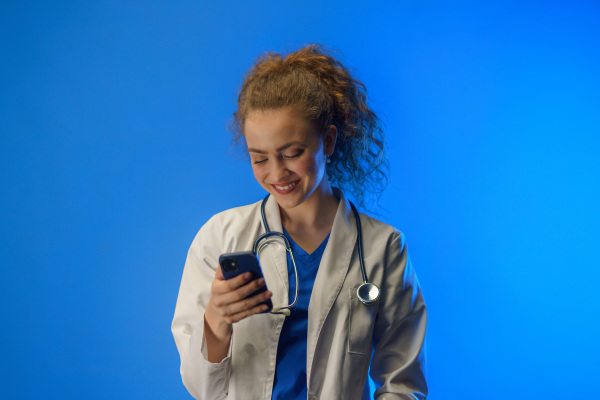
306;190;357;378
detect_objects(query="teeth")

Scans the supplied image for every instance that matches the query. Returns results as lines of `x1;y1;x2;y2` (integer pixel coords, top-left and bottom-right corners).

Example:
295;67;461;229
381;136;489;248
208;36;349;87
275;181;297;190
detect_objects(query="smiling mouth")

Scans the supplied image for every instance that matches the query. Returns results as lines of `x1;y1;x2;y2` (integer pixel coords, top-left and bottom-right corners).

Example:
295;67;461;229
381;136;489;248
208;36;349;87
275;182;297;190
271;180;300;194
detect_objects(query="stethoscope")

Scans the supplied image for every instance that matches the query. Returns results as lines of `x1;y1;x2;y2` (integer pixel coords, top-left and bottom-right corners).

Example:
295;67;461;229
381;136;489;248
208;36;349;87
252;195;380;316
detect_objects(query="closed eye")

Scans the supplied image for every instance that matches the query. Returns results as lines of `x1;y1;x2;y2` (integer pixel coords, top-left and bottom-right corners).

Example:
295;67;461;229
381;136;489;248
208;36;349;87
283;150;304;159
253;158;267;164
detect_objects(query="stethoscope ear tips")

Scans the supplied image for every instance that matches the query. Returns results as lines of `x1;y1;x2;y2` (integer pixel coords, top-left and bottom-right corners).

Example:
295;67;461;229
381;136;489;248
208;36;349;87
357;283;380;305
270;307;292;317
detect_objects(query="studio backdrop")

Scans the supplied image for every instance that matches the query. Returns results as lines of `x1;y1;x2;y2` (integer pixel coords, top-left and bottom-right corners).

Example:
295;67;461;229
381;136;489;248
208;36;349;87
1;1;599;399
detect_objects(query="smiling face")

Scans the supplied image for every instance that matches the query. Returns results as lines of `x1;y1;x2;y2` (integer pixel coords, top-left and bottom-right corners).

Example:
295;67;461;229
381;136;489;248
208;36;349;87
244;106;337;211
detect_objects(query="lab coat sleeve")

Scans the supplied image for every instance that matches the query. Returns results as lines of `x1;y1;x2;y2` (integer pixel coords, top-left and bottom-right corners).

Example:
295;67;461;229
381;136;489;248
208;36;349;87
371;232;428;400
172;215;232;400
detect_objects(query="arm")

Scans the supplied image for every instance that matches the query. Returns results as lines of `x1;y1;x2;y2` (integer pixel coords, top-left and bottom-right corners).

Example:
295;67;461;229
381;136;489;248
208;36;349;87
171;215;273;399
205;266;271;362
371;233;428;400
171;216;231;400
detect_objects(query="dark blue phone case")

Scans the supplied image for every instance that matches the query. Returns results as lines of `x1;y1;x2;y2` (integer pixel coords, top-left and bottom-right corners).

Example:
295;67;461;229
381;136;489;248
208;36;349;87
218;251;273;313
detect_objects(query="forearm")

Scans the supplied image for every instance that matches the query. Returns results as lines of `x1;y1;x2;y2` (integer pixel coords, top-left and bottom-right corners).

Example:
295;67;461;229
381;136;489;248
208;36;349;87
204;306;233;363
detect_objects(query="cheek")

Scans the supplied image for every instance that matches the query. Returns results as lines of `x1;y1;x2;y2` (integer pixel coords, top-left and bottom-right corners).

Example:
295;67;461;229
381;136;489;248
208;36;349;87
297;157;323;179
251;165;265;182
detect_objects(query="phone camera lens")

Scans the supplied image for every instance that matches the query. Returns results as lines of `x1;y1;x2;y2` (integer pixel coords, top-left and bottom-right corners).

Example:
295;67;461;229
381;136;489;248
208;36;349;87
222;258;238;273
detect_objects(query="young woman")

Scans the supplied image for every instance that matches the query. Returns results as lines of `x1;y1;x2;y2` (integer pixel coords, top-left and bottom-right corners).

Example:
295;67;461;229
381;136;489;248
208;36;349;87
172;45;427;400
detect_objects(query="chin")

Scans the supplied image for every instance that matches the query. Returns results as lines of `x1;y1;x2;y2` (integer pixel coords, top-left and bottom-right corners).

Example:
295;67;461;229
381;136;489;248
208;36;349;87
271;193;304;210
268;188;309;210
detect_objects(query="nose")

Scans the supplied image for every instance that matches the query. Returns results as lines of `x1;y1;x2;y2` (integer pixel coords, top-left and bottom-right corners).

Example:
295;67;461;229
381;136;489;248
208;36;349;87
269;157;290;182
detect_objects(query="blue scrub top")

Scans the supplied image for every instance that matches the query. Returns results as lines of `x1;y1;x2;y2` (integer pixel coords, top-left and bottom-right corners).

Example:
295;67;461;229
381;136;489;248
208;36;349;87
271;228;330;400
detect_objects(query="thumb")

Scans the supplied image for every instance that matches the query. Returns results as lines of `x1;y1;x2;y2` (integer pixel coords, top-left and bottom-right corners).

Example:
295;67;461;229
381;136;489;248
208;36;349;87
215;264;225;280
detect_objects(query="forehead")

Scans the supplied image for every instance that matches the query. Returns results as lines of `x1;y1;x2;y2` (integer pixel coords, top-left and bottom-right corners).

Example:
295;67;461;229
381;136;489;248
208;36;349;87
244;107;320;148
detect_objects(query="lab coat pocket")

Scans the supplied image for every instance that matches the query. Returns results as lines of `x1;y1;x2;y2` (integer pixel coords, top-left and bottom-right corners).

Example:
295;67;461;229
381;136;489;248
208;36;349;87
347;287;379;355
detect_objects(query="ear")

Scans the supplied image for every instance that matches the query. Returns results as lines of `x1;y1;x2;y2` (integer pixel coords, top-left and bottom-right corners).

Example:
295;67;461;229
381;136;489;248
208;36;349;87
323;125;338;156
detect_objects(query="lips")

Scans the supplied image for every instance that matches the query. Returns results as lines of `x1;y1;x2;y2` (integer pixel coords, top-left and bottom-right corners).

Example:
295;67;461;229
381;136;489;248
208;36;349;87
271;180;300;195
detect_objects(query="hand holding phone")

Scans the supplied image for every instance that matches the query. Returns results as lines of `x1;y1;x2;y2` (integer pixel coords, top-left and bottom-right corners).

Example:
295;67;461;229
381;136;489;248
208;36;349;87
218;252;273;313
204;253;273;363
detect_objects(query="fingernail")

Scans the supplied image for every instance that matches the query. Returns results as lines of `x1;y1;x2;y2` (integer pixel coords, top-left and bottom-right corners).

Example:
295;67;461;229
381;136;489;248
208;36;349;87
245;272;252;280
265;291;272;299
258;278;265;286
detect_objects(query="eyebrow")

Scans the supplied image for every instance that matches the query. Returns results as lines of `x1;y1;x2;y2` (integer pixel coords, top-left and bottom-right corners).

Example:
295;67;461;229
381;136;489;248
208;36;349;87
248;141;304;154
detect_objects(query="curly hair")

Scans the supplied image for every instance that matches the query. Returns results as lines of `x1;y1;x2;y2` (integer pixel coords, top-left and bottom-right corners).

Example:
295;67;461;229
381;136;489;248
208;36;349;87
232;44;388;209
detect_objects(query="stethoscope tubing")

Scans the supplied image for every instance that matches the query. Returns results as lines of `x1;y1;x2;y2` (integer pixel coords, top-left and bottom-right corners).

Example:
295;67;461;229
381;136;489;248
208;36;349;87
253;231;299;311
255;194;379;311
349;201;369;285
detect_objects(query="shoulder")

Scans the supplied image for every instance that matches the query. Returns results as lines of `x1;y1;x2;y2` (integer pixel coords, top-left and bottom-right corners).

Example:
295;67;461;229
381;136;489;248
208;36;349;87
356;214;421;300
358;211;405;248
355;211;411;282
199;200;262;232
190;199;264;254
209;201;261;225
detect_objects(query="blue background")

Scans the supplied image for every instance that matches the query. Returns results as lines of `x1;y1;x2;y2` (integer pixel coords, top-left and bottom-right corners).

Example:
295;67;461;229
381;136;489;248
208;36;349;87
1;1;599;398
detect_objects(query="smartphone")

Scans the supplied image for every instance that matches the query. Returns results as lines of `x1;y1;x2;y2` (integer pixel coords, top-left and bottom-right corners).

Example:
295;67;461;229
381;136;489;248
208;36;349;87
218;251;273;313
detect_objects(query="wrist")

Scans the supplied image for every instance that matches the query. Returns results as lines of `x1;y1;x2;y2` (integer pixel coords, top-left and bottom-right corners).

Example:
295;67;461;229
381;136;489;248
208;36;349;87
205;305;232;340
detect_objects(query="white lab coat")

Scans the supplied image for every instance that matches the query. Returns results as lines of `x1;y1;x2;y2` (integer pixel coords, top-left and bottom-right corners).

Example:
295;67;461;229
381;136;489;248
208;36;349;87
172;191;427;400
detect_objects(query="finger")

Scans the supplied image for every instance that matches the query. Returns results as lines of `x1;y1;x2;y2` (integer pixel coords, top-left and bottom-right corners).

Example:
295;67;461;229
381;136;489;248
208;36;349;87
213;271;253;294
224;298;272;324
219;289;272;317
215;277;266;306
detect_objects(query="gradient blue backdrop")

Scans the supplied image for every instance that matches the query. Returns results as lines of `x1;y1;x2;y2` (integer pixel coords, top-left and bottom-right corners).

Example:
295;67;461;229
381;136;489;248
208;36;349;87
1;1;599;399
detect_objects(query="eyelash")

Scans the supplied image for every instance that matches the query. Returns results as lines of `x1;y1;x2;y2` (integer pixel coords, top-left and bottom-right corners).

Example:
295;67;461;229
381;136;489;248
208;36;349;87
253;150;303;165
284;150;303;159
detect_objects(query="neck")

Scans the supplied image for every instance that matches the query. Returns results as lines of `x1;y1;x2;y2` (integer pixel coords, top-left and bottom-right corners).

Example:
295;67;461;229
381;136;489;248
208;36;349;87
279;183;339;232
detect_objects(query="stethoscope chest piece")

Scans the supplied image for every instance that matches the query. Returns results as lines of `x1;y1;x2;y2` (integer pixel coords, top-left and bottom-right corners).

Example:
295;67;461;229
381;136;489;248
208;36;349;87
357;282;380;305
